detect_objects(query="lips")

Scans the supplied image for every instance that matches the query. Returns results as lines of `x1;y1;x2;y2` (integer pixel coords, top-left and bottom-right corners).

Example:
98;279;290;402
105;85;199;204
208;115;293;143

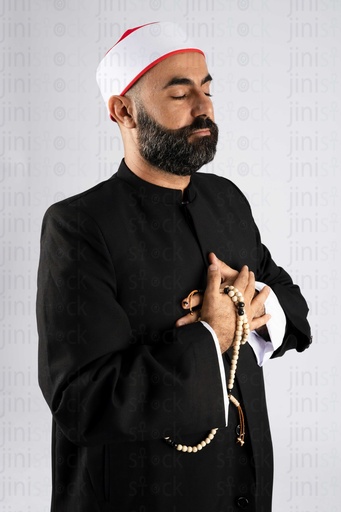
190;128;211;137
187;117;214;137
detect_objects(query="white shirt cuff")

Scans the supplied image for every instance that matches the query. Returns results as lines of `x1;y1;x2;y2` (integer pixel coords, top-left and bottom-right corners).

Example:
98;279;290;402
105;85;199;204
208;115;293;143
200;320;229;426
247;281;287;367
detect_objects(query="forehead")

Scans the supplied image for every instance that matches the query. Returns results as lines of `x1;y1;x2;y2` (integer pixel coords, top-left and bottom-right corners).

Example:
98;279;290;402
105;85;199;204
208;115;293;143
139;52;210;91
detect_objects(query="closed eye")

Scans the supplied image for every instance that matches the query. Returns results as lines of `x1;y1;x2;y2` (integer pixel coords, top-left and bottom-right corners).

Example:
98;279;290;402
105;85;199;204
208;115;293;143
171;93;212;100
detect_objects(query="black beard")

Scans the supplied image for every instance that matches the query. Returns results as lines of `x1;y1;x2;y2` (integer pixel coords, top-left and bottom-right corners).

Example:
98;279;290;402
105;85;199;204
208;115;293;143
136;105;219;176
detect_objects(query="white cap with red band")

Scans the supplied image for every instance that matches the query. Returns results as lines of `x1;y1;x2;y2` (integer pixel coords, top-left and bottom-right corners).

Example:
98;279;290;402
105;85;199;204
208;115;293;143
96;21;204;109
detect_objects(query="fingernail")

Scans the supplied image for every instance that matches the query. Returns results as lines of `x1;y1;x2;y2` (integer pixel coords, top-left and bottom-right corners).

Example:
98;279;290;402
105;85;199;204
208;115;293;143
209;265;218;271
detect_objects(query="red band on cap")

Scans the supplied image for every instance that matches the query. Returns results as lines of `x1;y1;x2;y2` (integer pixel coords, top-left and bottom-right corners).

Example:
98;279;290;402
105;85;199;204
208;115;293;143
105;22;159;56
120;48;205;96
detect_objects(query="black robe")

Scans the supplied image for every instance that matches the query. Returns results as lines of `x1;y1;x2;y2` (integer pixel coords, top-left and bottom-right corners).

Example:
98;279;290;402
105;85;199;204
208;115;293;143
37;160;311;512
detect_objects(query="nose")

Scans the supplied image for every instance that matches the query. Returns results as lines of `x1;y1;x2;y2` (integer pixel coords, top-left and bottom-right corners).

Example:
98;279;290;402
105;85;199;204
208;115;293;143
191;91;214;120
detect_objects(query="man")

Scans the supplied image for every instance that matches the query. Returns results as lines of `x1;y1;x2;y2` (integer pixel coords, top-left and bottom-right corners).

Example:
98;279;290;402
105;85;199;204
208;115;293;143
37;22;311;512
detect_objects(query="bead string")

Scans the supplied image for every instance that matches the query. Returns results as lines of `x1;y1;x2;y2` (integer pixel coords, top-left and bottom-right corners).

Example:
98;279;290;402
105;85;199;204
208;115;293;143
164;428;218;453
224;285;249;447
164;285;249;452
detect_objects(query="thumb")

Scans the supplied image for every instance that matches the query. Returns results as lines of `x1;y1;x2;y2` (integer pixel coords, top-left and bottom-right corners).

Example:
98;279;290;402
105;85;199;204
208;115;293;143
205;263;222;293
208;252;238;283
208;252;219;266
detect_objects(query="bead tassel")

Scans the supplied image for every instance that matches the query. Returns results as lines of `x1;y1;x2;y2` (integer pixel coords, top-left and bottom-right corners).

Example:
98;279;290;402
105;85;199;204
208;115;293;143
225;285;248;446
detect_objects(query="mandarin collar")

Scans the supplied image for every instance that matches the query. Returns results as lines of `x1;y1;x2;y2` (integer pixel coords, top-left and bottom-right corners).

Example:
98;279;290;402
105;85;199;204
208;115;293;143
114;159;197;205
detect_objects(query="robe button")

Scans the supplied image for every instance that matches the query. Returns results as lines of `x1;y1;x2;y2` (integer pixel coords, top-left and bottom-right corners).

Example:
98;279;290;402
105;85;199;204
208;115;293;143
236;496;249;508
236;424;241;436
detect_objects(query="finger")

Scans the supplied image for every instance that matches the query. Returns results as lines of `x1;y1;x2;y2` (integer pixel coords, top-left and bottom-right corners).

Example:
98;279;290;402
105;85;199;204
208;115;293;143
254;285;271;302
208;252;218;266
205;262;222;294
251;286;270;317
176;310;201;327
232;265;250;293
250;313;271;331
243;270;256;301
220;265;239;284
208;252;238;283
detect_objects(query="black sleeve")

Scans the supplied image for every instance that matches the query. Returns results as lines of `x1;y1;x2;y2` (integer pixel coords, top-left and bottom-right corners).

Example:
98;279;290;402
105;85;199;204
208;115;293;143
254;223;312;357
37;205;226;447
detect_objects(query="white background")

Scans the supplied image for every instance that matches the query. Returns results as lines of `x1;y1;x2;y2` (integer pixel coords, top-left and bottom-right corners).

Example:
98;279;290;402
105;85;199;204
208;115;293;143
2;1;340;510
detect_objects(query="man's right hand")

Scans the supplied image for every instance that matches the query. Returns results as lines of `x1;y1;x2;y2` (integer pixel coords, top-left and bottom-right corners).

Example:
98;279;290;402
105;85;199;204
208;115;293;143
176;253;271;353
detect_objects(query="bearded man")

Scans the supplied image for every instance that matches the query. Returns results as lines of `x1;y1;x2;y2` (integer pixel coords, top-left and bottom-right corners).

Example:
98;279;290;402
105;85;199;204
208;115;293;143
37;22;311;512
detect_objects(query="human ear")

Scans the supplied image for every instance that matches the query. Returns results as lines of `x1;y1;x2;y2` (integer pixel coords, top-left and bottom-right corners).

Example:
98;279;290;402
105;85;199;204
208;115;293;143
108;95;136;127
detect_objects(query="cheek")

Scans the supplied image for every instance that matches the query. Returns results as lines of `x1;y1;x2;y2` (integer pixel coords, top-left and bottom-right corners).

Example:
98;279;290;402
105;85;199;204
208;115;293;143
155;109;190;130
164;106;195;129
139;91;193;129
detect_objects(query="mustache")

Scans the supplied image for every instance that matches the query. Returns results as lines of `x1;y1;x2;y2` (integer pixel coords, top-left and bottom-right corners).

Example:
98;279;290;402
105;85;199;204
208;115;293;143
178;117;217;137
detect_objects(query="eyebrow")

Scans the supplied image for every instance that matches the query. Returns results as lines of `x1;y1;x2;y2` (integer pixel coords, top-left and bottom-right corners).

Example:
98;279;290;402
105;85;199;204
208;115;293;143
163;73;213;89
